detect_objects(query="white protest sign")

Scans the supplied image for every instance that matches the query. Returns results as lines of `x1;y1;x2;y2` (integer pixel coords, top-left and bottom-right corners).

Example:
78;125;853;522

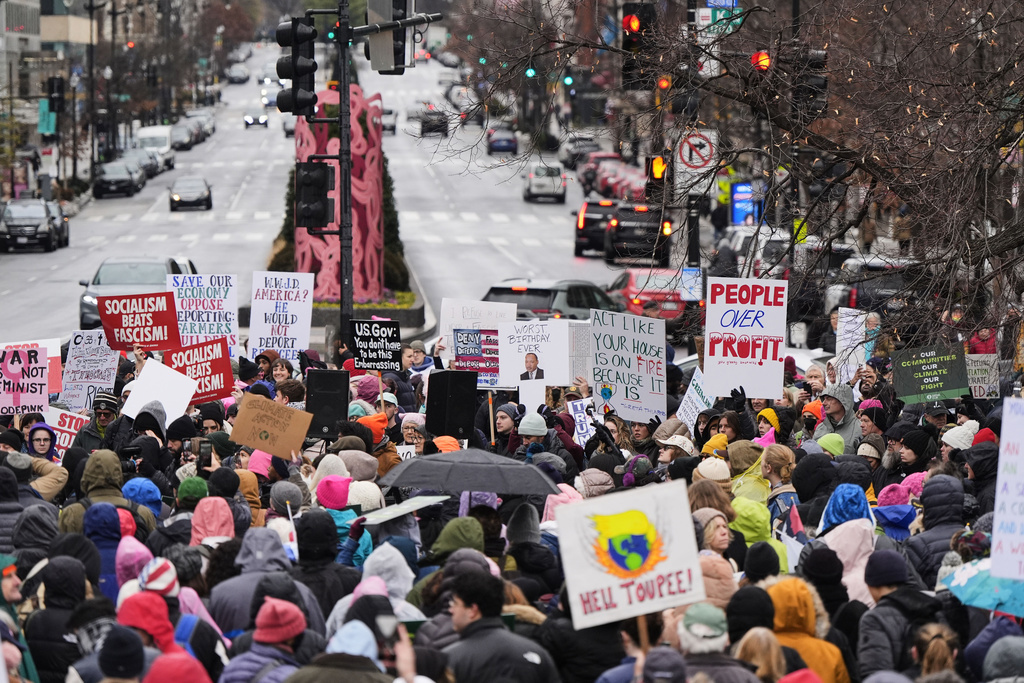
590;309;667;422
438;299;517;362
518;379;547;413
555;481;706;629
568;321;590;381
567;398;596;446
60;330;120;411
167;274;241;358
497;319;571;387
966;354;1000;399
675;365;713;434
836;307;867;384
397;444;416;461
992;398;1024;578
120;361;199;428
703;278;789;399
249;272;315;363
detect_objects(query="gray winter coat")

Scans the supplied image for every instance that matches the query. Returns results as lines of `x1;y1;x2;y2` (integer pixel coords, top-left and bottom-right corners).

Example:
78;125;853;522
856;586;942;678
813;384;860;454
903;475;966;589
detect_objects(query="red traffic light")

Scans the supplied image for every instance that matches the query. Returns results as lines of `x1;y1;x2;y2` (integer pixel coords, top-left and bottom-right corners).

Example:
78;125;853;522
623;13;641;33
751;51;771;71
126;40;135;49
657;76;671;90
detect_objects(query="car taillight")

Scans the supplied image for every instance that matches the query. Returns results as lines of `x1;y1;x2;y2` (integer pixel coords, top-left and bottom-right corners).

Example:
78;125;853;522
577;205;586;230
699;299;706;307
632;298;641;305
635;205;649;212
529;173;534;178
599;200;613;206
609;218;618;228
662;222;671;236
552;311;562;318
754;260;761;277
460;113;467;119
425;52;431;58
848;288;857;308
512;286;528;292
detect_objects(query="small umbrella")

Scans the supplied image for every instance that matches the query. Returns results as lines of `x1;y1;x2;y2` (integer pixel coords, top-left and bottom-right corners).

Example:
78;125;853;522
942;557;1024;617
379;448;561;496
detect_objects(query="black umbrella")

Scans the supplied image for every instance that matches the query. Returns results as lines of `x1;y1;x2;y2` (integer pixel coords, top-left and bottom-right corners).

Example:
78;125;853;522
378;448;561;495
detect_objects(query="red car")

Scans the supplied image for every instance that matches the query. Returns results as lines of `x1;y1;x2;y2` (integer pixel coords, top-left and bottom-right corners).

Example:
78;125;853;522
606;268;688;318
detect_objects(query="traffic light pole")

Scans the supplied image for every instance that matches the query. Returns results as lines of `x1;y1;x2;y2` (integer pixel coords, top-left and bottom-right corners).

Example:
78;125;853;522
685;0;701;268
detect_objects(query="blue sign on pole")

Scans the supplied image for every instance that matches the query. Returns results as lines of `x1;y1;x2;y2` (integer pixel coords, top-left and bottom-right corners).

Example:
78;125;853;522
706;0;738;7
731;181;762;225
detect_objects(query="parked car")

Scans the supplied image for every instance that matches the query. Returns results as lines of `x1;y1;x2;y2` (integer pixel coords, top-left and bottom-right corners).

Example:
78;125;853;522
0;199;61;252
135;125;175;170
522;163;567;203
483;278;622;320
604;203;673;267
170;125;193;150
46;201;70;248
606;268;687;318
381;108;397;134
572;199;618;256
226;64;250;83
93;162;144;198
486;129;517;155
186;109;216;136
558;135;602;169
79;256;197;329
121;149;159;178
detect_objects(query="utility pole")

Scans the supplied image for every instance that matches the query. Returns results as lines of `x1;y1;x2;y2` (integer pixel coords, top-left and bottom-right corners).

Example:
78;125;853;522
108;0;127;159
685;0;700;268
85;0;105;181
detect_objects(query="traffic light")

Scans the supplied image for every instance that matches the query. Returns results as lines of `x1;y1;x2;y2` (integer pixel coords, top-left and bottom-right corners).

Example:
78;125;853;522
645;152;673;203
294;162;335;229
751;50;771;71
126;40;136;49
655;74;671;108
563;75;574;86
146;66;158;87
793;49;828;124
46;77;65;114
621;2;657;91
276;17;318;117
525;63;537;78
367;0;413;74
327;21;340;40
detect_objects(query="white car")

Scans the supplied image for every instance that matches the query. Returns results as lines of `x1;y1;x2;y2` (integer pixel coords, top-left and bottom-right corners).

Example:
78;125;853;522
522;163;567;203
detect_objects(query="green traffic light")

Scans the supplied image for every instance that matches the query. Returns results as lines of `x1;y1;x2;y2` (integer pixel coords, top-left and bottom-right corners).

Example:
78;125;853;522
327;31;335;39
467;34;473;41
525;67;537;77
479;57;487;64
563;75;573;85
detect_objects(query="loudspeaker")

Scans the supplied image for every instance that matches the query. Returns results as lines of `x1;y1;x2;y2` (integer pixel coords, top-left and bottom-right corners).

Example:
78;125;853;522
425;369;477;439
306;369;350;440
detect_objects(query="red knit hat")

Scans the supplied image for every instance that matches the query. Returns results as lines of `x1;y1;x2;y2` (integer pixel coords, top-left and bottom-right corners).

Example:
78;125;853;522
357;412;387;445
342;358;366;378
972;428;997;446
316;475;353;510
253;596;306;644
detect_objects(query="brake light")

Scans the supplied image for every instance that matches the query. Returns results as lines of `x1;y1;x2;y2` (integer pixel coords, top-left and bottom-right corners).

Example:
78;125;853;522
599;200;613;206
577;204;587;230
460;113;467;119
632;298;641;305
699;299;706;307
529;173;534;178
848;288;857;308
552;311;562;318
609;218;619;227
661;222;671;236
511;286;528;292
635;205;649;212
425;52;431;58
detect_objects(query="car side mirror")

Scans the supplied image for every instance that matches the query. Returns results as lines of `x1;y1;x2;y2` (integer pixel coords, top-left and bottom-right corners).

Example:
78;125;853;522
78;279;89;286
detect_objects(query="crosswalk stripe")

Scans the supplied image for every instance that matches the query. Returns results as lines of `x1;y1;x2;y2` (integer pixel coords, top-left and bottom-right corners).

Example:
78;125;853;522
460;212;479;222
489;237;508;245
490;213;510;222
519;214;539;224
191;162;206;168
430;211;450;222
454;236;475;244
399;211;420;222
226;212;244;220
212;233;232;241
85;235;104;244
113;213;132;222
148;234;168;241
253;211;271;220
421;234;442;243
244;233;266;242
169;214;185;222
179;233;198;241
140;214;160;222
522;238;541;246
86;216;103;222
115;235;136;243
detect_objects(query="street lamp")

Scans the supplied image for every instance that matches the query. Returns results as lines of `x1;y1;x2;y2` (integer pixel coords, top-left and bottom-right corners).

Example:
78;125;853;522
85;0;107;182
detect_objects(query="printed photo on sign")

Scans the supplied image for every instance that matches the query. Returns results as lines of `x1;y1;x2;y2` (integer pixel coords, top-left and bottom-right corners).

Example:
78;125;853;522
437;298;517;362
555;481;706;630
451;328;503;389
352;319;403;372
566;398;597;447
167;274;240;358
97;292;182;351
0;346;48;415
498;319;571;388
249;271;315;363
589;309;667;422
60;330;120;412
165;338;234;404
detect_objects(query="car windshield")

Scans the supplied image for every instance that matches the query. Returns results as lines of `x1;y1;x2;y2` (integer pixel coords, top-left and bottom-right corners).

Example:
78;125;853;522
174;180;206;191
92;262;167;285
138;136;166;148
485;288;555;310
492;131;514;139
171;127;190;139
533;166;561;177
246;111;263;118
634;273;677;291
101;165;130;178
4;204;46;220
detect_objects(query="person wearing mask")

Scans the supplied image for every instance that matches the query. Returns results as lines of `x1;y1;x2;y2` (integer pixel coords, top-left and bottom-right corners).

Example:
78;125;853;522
71;393;121;453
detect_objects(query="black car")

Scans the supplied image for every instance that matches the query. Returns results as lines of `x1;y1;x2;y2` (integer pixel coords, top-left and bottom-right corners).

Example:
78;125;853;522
170;125;193;150
604;203;673;267
46;201;70;248
244;110;269;128
121;149;159;178
420;110;449;137
282;117;296;137
93;162;139;198
169;176;212;211
572;199;618;257
0;199;60;252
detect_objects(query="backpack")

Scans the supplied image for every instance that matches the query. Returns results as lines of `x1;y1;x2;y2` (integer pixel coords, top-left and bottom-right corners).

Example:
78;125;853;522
78;498;149;542
173;614;200;658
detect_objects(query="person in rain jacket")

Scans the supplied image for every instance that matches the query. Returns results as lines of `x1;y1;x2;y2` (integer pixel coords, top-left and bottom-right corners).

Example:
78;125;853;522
873;484;918;542
117;591;185;656
236;470;266;527
115;536;153;599
189;495;236;551
0;553;39;682
0;469;24;554
289;509;361;619
727;440;770;503
813;384;859;454
314;476;372;566
904;474;966;588
208;527;324;638
765;577;850;683
218;597;305;683
355;413;402;479
801;485;878;607
965;441;999;515
407;517;485;608
24;556;89;683
11;506;57;579
325;542;425;638
729;497;788;574
82;502;122;602
58;451;157;535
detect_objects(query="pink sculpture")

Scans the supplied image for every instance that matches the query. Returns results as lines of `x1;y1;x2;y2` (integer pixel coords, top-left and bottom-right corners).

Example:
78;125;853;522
293;85;384;302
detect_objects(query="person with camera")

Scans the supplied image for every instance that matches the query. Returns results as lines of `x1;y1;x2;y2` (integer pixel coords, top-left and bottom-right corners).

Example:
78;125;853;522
57;449;157;535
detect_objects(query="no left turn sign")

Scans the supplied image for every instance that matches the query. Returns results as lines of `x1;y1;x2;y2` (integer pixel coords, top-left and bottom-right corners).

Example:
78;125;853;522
679;133;715;170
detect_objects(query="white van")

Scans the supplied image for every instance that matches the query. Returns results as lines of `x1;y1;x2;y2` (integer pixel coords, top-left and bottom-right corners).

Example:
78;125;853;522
135;125;176;170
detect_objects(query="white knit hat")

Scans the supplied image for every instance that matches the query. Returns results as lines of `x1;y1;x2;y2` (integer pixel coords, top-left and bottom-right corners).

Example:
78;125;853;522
941;420;979;451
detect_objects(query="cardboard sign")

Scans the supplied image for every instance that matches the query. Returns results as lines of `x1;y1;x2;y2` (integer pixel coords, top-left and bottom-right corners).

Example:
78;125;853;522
498;319;571;387
451;329;503;389
590;309;667;422
60;330;120;411
167;274;241;358
352;319;403;372
675;365;713;434
567;398;597;446
892;345;969;404
44;408;90;461
249;271;315;363
232;393;312;459
555;481;706;629
966;354;1000;399
165;338;234;404
835;307;867;384
2;338;62;393
438;298;517;362
703;277;789;399
0;346;48;415
992;398;1024;578
120;361;198;428
97;292;182;351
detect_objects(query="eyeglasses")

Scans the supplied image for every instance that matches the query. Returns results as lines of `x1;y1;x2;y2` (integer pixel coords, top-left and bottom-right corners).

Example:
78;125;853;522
32;437;51;444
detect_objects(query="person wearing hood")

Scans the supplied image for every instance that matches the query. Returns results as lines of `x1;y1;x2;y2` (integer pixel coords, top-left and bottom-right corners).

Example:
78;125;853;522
58;451;157;535
964;441;998;514
406;517;484;609
144;477;207;556
798;547;867;656
729;498;788;575
727;440;770;503
289;509;361;618
236;470;266;527
314;476;372;566
115;536;153;596
693;408;722;450
121;478;165;523
765;577;850;683
206;468;252;536
791;453;837;531
219;597;305;683
11;506;57;579
189;495;236;554
26;423;59;462
117;591;185;657
208;527;324;638
799;485;877;608
726;587;808;675
286;618;393;682
24;556;89;683
504;504;562;597
0;552;38;682
873;484;918;542
99;400;156;458
812;384;858;454
904;474;967;588
58;446;90;505
356;413;402;478
0;469;25;554
676;601;760;683
82;502;123;602
71;392;121;454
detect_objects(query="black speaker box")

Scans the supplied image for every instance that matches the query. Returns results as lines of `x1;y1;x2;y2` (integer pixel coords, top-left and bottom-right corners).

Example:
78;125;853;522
425;369;477;439
306;369;350;440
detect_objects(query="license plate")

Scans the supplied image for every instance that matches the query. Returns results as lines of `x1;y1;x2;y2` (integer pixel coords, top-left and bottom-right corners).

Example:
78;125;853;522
662;302;678;310
16;237;27;244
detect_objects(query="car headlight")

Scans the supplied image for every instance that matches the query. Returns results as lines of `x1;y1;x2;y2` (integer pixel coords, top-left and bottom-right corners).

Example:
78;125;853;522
259;116;267;123
37;222;49;232
244;116;253;123
201;191;210;198
171;194;181;201
82;295;97;305
261;97;269;104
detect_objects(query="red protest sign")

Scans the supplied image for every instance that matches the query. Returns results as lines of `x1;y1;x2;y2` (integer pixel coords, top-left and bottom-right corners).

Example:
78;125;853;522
165;338;234;404
46;408;89;460
97;293;182;351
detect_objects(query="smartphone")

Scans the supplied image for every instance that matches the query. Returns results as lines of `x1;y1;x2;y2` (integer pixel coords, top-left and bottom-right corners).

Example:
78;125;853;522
198;440;213;470
375;614;399;649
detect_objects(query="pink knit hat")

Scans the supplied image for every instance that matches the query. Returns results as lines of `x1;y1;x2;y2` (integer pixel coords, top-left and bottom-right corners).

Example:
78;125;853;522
858;399;884;410
352;576;388;600
542;483;583;523
902;471;927;499
248;449;273;478
316;475;353;510
877;483;911;507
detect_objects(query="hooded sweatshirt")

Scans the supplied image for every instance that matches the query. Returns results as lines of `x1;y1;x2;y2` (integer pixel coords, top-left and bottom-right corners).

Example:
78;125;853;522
324;507;373;567
12;505;58;578
58;450;157;534
82;502;122;602
812;384;859;454
236;470;266;527
190;496;235;547
730;497;788;573
27;424;59;462
792;454;837;531
965;441;999;515
728;441;770;503
118;591;186;654
115;536;153;587
406;517;484;608
766;578;851;683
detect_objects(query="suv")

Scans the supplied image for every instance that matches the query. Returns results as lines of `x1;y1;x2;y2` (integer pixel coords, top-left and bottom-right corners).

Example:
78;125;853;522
79;256;198;329
483;279;622;320
572;199;618;256
0;199;60;252
558;135;602;169
604;203;673;267
93;162;143;198
522;163;567;203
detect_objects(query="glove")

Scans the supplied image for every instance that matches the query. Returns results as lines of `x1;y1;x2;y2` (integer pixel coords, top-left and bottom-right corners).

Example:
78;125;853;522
647;415;663;434
270;456;290;480
526;442;545;455
348;516;366;540
731;386;746;409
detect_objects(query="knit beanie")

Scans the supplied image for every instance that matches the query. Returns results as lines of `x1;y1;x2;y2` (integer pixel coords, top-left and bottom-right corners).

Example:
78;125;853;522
857;434;886;461
973;428;998;446
316;475;353;510
206;430;238;460
983;636;1024;682
943;420;980;451
506;504;541;546
208;467;241;498
356;375;381;403
238;356;260;381
165;415;199;442
338;450;378;482
295;509;339;560
974;512;994;534
433;436;461;453
574;469;615;498
160;545;203;585
756;408;780;433
248;449;273;478
138;557;180;597
348;481;385;512
800;547;845;585
901;430;934;458
517;413;548;437
3;452;32;483
357;412;388;445
692;507;727;532
802;400;823;421
270;481;303;517
495;403;520;422
743;541;780;583
0;430;21;452
99;625;145;679
858;398;884;410
817;433;845;458
253;596;307;644
877;483;912;507
692;458;732;494
725;586;775;645
902;471;926;499
864;549;908;587
701;433;728;456
401;413;426;429
177;477;208;503
859;407;888;434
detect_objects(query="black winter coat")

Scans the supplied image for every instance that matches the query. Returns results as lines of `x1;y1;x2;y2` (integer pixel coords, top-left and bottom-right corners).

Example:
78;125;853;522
145;512;193;556
857;586;942;678
508;541;562;594
290;561;361;619
98;415;135;454
536;614;625;683
685;653;761;683
904;474;966;589
965;442;999;515
25;557;88;683
382;369;416;412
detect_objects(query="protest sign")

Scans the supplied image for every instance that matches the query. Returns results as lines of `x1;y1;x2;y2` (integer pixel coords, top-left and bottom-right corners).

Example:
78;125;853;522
352;319;403;372
451;329;503;388
60;330;120;411
232;393;313;460
165;338;234;404
167;274;240;358
835;307;867;384
498;319;571;387
991;398;1024;578
703;278;789;399
397;444;416;461
438;299;517;362
249;272;315;363
675;365;713;433
556;480;706;629
569;321;590;380
120;361;198;428
0;346;48;415
97;292;181;351
567;398;597;446
2;338;63;393
590;309;667;422
44;408;89;462
518;379;547;413
966;354;1000;399
892;345;969;404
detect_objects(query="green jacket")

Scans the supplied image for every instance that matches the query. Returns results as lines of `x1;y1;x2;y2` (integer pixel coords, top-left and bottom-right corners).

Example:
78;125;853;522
58;450;157;534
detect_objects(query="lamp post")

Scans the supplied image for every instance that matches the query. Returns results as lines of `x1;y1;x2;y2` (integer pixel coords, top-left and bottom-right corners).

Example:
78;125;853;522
108;0;128;159
85;0;106;181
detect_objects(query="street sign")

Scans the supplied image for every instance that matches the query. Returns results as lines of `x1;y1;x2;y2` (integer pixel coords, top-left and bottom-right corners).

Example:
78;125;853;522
675;129;719;196
697;7;743;34
706;0;737;6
